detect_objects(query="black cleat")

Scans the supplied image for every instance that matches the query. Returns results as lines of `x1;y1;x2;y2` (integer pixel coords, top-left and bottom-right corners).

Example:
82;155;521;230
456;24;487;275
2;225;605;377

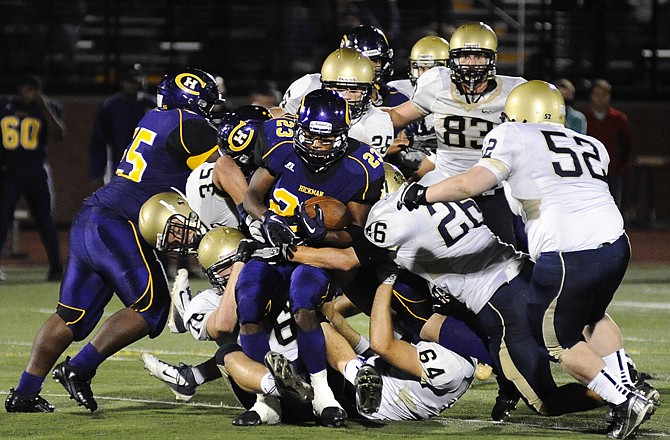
52;357;97;412
317;406;347;427
636;381;660;421
491;387;520;422
355;364;382;415
607;391;654;439
263;351;314;403
232;410;263;426
5;388;54;413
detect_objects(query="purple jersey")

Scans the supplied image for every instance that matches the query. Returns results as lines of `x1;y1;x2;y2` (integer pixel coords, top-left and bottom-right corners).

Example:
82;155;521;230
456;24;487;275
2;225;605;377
0;96;61;169
88;107;218;221
256;116;384;216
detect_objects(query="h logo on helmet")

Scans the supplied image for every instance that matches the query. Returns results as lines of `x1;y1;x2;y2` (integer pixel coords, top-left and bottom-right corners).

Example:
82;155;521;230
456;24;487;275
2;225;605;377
230;124;251;151
175;73;205;95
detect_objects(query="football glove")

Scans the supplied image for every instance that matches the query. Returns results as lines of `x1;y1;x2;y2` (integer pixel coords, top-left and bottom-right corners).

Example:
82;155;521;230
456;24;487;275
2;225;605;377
261;212;297;247
398;183;428;211
297;203;327;244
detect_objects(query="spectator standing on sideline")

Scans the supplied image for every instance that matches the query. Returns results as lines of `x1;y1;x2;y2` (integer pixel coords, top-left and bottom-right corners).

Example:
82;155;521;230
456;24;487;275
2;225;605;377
88;66;156;190
556;78;587;134
584;79;632;209
0;75;65;281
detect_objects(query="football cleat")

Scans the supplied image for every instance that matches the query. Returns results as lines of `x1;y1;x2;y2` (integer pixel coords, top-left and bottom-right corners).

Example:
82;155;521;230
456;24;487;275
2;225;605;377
316;406;347;428
491;385;521;422
355;364;382;415
5;388;54;413
232;409;262;426
167;268;191;333
141;353;197;402
263;351;314;403
636;381;660;421
607;391;654;439
52;357;97;412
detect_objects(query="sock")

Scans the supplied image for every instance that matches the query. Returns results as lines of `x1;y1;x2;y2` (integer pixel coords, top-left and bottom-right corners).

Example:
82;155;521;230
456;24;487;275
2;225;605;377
260;372;280;396
310;369;339;412
438;316;494;366
69;343;105;371
297;326;327;374
603;349;633;387
353;335;370;355
16;371;45;396
343;358;363;385
192;358;222;385
587;368;630;406
239;332;271;364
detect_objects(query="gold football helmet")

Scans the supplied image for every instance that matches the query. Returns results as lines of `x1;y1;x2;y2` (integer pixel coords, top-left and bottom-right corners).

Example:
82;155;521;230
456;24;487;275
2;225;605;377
138;192;203;256
503;80;566;125
321;48;375;120
409;36;450;85
381;162;406;198
448;22;498;101
197;227;245;290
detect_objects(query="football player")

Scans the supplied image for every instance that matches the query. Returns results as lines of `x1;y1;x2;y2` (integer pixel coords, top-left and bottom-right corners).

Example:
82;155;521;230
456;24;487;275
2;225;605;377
386;35;450;179
340;24;405;108
399;80;659;439
382;22;526;247
277;47;394;157
185;104;271;231
237;89;384;426
5;68;223;413
0;75;65;281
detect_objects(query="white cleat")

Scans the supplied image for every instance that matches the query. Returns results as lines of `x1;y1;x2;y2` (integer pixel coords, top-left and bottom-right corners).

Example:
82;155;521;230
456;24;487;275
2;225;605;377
141;353;197;402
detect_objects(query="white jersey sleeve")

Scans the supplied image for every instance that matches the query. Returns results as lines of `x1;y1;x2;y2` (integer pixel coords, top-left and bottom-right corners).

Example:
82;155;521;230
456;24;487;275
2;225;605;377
348;106;394;156
363;343;474;421
185;162;240;229
413;69;526;177
279;73;322;115
477;122;624;260
365;190;526;313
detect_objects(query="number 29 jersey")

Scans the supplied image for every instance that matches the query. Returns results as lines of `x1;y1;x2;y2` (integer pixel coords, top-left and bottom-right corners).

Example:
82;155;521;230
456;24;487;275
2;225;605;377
475;122;624;260
256;116;384;216
411;66;525;177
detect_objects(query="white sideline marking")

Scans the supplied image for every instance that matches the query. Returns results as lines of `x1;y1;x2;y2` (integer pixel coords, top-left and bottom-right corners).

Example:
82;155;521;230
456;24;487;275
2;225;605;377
0;389;242;410
610;300;670;310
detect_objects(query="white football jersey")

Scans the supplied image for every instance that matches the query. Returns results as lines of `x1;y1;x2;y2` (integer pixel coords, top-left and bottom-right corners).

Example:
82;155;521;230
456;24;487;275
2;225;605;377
411;67;526;177
476;122;625;260
280;73;394;156
185;162;240;230
365;190;526;313
183;288;298;361
364;341;475;421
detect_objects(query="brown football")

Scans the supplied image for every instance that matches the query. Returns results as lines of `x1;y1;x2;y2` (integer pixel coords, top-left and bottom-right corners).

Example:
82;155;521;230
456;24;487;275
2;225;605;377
302;196;352;231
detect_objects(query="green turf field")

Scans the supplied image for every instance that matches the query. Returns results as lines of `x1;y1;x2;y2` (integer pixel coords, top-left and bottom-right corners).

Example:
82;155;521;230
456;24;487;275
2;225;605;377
1;264;668;439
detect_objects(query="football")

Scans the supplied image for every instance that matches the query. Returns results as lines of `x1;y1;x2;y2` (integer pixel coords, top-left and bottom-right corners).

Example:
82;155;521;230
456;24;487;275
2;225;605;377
301;196;352;231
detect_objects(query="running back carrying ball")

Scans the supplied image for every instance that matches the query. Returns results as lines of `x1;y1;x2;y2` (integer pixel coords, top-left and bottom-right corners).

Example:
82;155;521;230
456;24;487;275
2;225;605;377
301;196;352;231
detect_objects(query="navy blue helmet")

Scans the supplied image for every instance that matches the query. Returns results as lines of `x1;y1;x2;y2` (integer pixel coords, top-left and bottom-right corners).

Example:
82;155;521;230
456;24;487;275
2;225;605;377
217;105;272;178
294;89;350;173
156;67;224;121
340;25;394;85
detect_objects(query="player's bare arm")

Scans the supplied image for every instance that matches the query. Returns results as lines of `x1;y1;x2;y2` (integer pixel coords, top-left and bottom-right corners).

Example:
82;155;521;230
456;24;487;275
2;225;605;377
243;167;276;219
370;281;424;379
380;100;424;130
213;155;248;205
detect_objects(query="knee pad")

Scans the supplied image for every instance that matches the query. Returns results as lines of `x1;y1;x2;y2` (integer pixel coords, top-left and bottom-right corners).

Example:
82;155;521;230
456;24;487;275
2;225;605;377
56;304;92;341
215;343;243;373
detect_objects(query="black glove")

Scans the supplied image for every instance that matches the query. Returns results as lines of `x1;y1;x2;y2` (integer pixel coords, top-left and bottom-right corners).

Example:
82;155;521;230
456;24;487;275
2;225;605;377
297;203;327;244
235;239;282;264
261;212;297;247
398;183;429;211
